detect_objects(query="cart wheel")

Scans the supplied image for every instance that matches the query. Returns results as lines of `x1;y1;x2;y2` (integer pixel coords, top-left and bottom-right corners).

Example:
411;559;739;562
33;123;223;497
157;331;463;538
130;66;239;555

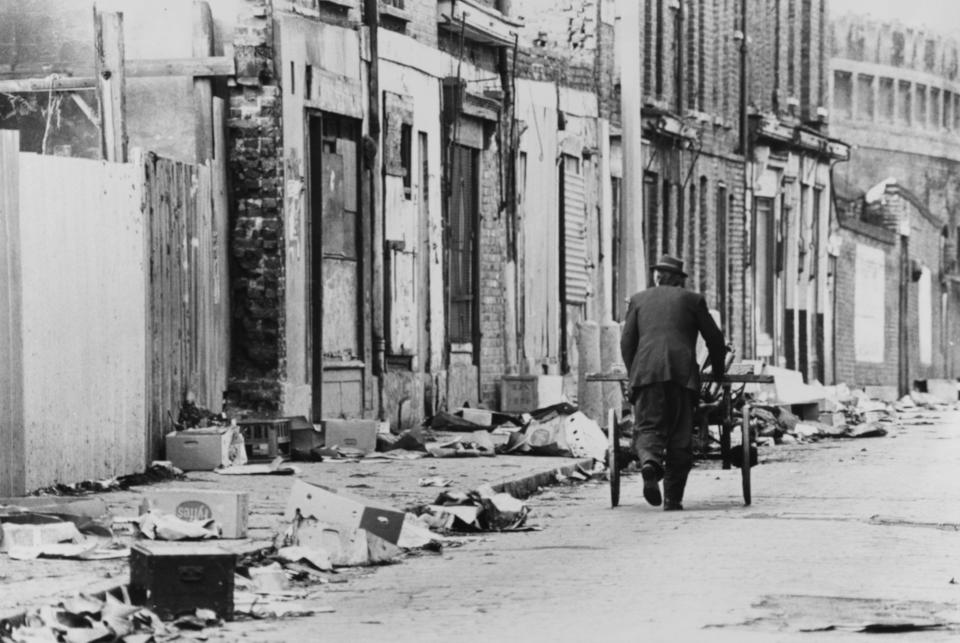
608;408;620;508
741;404;752;506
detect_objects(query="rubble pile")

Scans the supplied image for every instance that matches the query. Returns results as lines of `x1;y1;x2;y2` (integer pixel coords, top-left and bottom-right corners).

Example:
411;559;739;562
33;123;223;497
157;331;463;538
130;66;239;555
745;385;960;445
1;592;215;643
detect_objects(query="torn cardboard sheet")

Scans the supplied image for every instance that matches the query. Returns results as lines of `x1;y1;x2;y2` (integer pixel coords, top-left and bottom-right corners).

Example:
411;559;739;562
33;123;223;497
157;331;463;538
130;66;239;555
234;591;334;619
7;540;129;561
276;545;333;572
284;480;405;545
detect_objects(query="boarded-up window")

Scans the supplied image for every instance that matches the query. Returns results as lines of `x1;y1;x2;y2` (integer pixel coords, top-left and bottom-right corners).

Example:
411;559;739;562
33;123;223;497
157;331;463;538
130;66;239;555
754;196;776;353
854;243;885;363
562;155;589;304
383;91;413;190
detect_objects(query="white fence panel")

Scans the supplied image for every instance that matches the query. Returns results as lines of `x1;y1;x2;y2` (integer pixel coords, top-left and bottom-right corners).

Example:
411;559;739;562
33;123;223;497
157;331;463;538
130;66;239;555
18;153;146;490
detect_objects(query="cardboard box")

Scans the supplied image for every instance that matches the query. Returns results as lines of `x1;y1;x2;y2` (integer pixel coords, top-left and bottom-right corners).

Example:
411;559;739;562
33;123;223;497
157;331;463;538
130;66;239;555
0;496;108;520
284;480;404;545
0;520;83;552
295;520;398;566
500;375;564;413
289;416;321;459
140;489;249;539
321;419;378;454
165;428;232;471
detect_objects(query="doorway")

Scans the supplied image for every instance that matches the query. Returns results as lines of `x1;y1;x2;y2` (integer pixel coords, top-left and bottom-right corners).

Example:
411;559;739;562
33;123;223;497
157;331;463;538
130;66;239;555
307;112;364;421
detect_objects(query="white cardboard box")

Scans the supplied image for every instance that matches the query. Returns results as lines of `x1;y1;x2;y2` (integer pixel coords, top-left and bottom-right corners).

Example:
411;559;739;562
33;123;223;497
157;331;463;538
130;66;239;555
140;489;249;539
284;480;404;545
165;428;232;471
500;375;564;413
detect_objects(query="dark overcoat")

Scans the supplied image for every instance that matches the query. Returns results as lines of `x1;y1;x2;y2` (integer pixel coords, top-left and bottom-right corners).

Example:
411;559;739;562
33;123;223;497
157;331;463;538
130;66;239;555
620;285;726;398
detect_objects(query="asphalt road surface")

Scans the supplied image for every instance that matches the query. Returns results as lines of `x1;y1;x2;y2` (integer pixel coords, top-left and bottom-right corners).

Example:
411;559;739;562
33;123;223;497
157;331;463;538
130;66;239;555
217;407;960;642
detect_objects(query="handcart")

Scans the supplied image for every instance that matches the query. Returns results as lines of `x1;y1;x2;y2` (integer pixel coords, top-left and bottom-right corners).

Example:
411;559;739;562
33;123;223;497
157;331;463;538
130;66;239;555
586;365;774;508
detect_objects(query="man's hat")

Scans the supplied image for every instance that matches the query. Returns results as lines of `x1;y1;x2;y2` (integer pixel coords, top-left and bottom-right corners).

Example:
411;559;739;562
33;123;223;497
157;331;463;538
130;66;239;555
651;254;687;277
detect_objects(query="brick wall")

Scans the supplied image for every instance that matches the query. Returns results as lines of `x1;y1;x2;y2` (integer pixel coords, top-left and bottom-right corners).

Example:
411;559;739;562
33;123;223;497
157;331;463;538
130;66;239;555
397;0;439;47
833;221;899;387
227;1;285;412
898;196;948;381
478;140;507;406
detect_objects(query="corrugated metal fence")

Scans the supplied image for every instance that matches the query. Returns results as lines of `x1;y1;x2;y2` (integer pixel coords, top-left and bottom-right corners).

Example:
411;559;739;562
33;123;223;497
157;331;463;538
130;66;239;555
0;130;229;495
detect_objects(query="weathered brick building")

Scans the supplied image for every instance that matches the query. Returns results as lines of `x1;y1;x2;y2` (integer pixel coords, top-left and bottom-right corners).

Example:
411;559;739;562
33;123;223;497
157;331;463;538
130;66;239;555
829;13;960;394
1;0;856;438
631;0;846;384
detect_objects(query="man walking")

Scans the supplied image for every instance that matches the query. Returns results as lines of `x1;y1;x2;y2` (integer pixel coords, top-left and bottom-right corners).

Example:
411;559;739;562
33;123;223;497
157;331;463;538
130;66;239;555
620;255;727;510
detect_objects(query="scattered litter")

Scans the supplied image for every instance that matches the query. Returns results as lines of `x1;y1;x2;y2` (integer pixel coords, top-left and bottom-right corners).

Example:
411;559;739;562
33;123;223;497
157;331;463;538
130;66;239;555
429;431;497;458
418;476;453;487
284;480;404;542
500;411;606;460
7;540;128;561
5;592;179;642
248;562;290;594
419;485;530;533
363;449;429;460
28;461;185;497
276;545;333;572
234;592;333;619
216;456;299;476
377;428;429;453
0;519;84;552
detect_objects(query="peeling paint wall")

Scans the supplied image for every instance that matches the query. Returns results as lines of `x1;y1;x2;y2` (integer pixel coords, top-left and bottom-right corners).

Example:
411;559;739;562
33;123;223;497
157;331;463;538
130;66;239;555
277;13;365;417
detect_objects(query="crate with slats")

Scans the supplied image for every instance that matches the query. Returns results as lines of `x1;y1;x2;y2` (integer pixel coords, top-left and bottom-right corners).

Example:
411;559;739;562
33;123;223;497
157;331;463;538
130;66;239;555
237;418;291;460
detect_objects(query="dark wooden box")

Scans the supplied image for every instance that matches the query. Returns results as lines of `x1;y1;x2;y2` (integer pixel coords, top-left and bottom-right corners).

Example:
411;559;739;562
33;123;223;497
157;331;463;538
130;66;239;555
129;542;236;621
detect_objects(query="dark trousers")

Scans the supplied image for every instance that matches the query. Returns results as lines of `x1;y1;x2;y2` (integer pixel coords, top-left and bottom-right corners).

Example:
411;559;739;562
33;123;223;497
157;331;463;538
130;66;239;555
632;382;697;504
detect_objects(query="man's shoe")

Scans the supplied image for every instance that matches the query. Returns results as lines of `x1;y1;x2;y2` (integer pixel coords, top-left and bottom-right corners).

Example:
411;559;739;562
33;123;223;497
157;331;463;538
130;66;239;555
641;465;662;507
663;502;683;511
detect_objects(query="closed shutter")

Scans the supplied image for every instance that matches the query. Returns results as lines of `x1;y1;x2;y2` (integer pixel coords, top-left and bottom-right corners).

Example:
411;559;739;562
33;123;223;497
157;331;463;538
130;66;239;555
564;163;590;303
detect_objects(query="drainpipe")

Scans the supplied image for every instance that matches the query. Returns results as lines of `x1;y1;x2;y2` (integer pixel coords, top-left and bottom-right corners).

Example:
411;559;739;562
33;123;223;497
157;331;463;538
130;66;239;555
738;0;752;357
617;0;646;296
497;0;518;374
363;0;385;402
899;232;910;397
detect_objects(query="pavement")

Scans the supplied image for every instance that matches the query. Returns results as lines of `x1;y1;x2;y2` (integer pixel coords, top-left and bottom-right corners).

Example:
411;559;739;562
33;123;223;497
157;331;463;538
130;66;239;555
203;404;960;642
0;433;594;619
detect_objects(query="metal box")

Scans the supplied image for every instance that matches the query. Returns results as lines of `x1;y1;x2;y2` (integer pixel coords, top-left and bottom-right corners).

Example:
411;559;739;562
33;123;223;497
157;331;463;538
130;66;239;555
129;543;236;621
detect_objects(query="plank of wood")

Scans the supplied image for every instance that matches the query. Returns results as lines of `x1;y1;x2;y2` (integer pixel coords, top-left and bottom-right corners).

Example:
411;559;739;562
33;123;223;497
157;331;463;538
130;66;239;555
128;56;235;79
193;1;215;162
0;131;26;496
94;9;127;162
